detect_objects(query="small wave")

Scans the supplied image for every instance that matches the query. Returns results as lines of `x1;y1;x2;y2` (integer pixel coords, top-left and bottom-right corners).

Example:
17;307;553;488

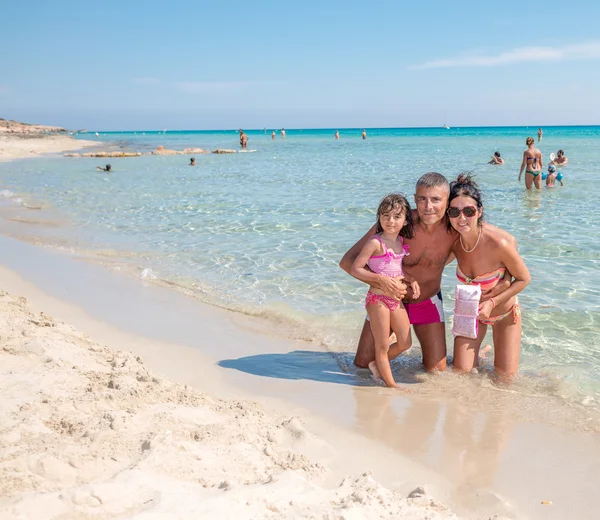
140;267;158;280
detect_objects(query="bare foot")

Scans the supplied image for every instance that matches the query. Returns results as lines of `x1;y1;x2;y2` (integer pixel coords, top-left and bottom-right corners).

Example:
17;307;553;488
479;344;492;359
368;360;381;380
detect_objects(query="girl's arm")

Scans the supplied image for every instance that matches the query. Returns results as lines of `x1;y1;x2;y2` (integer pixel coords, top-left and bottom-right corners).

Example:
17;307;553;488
401;271;421;299
350;239;383;286
339;224;378;274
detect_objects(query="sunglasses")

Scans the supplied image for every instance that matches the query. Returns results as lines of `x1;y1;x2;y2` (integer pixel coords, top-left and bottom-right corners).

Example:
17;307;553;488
447;206;477;218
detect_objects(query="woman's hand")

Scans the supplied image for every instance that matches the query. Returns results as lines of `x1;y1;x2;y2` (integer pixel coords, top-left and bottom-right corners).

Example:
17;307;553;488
478;300;494;320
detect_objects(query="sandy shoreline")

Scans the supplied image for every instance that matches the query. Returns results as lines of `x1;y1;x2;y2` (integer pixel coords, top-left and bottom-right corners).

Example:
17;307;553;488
0;271;457;519
0;134;98;162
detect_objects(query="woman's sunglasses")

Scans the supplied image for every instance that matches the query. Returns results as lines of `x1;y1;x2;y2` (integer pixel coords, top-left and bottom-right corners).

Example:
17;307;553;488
447;206;477;218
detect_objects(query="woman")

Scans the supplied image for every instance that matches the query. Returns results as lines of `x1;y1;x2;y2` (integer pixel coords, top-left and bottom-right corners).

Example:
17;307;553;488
448;174;530;380
518;137;543;189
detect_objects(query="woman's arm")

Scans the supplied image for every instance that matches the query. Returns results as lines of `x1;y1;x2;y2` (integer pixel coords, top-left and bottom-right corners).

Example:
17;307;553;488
486;239;530;309
518;152;527;181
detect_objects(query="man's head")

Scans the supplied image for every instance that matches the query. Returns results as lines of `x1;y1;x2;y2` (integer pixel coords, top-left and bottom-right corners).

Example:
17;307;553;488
414;172;450;225
494;151;501;158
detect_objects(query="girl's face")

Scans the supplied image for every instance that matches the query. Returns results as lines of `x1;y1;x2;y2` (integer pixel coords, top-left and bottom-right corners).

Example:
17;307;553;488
379;205;406;235
447;195;482;234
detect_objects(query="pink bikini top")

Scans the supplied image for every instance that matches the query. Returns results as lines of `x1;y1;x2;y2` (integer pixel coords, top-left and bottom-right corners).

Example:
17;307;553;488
367;235;410;277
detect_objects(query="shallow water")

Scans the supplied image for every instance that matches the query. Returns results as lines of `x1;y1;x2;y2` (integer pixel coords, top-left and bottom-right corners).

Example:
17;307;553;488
0;126;599;412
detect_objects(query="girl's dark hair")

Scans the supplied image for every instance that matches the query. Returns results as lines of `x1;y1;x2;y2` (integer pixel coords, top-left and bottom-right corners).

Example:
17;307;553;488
375;193;414;239
447;174;484;229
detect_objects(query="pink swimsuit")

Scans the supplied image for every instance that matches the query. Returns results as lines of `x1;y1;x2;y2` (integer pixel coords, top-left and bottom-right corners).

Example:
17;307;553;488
365;235;409;312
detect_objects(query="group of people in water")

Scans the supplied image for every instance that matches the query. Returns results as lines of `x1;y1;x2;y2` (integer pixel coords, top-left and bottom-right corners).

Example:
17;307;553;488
340;172;530;387
490;135;568;189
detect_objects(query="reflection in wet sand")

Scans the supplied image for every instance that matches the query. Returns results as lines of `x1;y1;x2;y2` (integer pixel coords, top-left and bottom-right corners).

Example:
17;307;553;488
352;386;517;518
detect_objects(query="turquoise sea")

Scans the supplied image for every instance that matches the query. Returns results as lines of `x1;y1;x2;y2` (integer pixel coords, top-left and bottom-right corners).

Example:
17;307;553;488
1;126;599;414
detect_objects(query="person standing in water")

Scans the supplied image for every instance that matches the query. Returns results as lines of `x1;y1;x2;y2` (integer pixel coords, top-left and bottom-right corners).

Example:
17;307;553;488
518;137;543;189
271;130;276;141
281;128;286;140
537;128;543;142
350;193;420;387
447;174;530;382
335;130;340;140
239;130;248;149
362;129;367;140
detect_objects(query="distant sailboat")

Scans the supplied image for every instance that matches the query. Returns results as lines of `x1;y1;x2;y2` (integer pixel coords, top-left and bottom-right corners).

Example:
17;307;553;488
443;112;450;129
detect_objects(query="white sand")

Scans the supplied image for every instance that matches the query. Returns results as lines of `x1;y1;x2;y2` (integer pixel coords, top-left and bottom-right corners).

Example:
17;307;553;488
0;135;98;162
0;289;458;519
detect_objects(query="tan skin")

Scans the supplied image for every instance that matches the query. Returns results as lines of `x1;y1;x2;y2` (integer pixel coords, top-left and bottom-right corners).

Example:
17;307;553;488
340;184;514;372
518;138;543;190
350;206;420;388
449;195;531;381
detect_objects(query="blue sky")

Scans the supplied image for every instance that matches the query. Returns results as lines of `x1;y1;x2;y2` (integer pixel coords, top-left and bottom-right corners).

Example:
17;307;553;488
2;0;600;130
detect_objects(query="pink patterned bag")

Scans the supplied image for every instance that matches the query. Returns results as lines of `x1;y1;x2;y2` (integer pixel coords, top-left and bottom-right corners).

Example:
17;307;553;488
452;285;481;339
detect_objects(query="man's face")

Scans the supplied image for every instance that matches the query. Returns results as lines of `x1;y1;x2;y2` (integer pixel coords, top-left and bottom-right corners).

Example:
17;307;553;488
414;186;449;225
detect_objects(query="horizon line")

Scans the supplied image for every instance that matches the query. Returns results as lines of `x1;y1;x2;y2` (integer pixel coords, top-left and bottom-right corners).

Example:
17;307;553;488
83;123;600;133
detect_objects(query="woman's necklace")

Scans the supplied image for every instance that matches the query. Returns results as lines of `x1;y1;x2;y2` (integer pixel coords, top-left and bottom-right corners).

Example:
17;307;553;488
460;227;482;253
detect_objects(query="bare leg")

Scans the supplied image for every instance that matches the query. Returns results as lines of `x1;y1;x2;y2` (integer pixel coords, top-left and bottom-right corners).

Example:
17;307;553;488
533;173;542;190
491;311;522;383
354;319;376;368
525;172;533;190
453;322;488;372
366;304;397;387
413;322;448;372
388;305;412;360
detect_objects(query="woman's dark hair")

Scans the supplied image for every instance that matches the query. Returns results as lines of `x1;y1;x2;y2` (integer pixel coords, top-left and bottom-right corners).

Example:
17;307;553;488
375;193;414;239
447;174;484;229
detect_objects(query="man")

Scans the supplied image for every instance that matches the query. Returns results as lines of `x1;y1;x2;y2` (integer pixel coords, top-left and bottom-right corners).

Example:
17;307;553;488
239;130;248;149
488;151;505;165
339;172;511;372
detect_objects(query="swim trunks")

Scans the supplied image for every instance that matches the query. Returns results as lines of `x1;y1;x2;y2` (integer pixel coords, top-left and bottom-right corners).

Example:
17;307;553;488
405;291;445;325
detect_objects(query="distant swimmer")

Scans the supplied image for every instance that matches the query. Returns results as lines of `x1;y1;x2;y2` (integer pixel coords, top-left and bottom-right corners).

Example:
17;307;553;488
362;129;367;140
488;151;505;165
190;157;196;166
239;130;248;149
518;137;543;190
334;130;340;140
281;128;286;140
96;164;111;172
537;128;543;142
549;149;568;186
271;130;276;141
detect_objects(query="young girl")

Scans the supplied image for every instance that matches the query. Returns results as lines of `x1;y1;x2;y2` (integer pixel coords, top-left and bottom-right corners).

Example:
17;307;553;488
351;193;420;388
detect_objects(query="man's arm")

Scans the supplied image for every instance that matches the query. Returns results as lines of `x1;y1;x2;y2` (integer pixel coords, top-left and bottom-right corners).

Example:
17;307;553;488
339;226;407;300
339;224;377;275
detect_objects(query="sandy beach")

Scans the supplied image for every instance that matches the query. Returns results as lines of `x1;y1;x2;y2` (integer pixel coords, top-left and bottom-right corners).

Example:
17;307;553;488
0;266;458;520
0;120;97;162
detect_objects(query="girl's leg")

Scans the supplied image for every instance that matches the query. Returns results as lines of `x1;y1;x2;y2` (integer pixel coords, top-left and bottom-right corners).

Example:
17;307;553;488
366;303;396;387
491;311;522;383
453;322;488;372
388;304;412;361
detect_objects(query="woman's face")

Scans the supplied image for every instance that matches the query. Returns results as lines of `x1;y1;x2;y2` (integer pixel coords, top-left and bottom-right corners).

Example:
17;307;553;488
447;195;482;234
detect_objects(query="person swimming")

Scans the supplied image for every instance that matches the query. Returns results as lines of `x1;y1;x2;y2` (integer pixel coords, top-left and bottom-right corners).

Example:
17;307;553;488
488;151;504;165
96;164;111;172
189;157;196;166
